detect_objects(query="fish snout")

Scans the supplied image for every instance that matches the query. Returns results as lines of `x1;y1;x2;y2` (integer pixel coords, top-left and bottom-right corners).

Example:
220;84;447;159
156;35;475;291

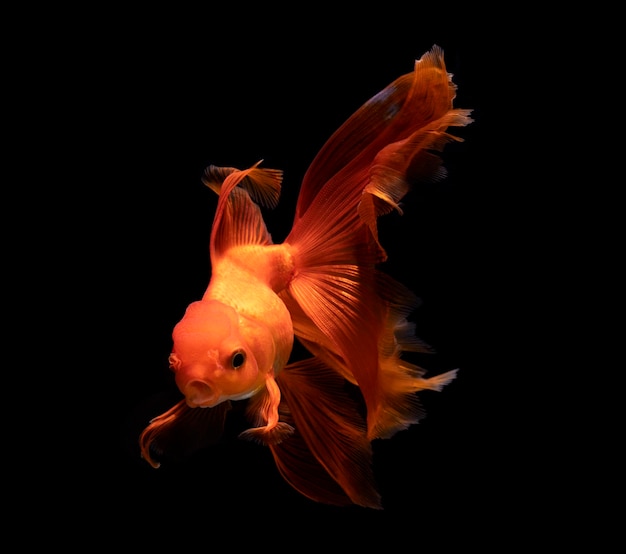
180;379;219;408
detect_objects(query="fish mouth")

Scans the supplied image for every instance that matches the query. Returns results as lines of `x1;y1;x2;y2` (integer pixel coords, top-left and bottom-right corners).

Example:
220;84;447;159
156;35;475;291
185;397;219;409
181;379;219;408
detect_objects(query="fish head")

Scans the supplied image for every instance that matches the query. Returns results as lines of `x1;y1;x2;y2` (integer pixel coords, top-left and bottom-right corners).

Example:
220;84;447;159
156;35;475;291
169;300;275;408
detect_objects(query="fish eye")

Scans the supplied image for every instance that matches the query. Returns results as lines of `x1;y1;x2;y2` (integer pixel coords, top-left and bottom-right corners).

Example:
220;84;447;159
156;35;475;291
231;350;246;369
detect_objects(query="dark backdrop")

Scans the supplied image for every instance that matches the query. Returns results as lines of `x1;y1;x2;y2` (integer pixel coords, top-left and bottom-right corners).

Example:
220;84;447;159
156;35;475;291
45;10;517;549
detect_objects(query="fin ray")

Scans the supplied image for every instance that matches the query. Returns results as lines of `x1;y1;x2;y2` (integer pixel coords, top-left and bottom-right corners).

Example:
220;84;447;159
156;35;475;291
294;44;471;222
202;162;283;208
139;400;231;467
274;357;382;508
208;163;283;256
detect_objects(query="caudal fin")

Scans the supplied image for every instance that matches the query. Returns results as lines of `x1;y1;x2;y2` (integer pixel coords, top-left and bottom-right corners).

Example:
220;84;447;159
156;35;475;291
291;44;472;232
281;45;469;440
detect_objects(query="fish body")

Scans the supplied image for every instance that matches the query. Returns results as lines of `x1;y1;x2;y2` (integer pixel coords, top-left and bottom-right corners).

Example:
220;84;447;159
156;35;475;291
139;45;472;508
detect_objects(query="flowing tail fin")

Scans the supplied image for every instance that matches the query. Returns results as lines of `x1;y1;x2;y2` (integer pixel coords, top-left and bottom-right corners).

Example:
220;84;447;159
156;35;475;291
281;44;469;439
270;357;382;509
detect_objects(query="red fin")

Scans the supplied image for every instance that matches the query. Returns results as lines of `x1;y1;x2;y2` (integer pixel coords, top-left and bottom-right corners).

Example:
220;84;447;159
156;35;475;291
273;357;382;509
368;274;458;439
281;261;458;443
270;434;356;507
207;163;283;257
281;45;468;443
282;265;384;391
359;108;472;254
279;264;395;440
139;399;231;468
202;163;283;208
293;44;472;223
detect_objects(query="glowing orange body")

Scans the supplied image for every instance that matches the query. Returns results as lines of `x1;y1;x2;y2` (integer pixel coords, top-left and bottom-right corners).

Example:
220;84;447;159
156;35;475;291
171;244;296;408
139;45;472;509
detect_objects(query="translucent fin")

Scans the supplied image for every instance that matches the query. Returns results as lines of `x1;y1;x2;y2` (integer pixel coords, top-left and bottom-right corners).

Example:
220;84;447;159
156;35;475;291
202;162;283;208
282;264;384;392
269;415;356;507
208;163;283;257
211;186;273;256
359;109;473;254
367;274;458;439
238;374;294;444
281;45;468;442
273;357;382;509
293;44;472;223
139;399;231;468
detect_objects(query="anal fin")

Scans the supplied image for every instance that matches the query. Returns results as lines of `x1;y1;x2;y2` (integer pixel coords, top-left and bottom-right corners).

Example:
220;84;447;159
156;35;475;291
273;357;382;509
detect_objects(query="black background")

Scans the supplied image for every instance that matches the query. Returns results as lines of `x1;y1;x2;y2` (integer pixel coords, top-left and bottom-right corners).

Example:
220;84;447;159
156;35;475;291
41;9;523;549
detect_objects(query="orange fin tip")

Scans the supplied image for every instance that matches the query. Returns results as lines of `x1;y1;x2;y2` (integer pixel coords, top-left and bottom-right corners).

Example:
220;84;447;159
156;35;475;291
202;162;283;208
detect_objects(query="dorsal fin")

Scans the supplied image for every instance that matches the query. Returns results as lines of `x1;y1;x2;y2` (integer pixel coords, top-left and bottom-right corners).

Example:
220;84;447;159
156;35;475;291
207;162;284;257
202;162;283;208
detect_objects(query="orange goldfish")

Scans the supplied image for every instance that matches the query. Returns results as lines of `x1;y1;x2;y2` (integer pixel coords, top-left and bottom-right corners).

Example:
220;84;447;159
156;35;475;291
139;44;472;509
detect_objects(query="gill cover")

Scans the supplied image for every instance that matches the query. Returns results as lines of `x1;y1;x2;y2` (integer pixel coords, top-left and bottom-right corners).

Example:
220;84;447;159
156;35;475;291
169;300;275;408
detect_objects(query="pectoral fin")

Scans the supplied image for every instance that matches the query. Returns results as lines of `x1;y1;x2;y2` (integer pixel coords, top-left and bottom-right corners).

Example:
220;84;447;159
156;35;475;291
238;374;294;445
139;399;231;468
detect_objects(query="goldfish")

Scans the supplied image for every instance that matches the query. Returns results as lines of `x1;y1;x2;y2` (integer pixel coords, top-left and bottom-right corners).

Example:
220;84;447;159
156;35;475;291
139;44;472;509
